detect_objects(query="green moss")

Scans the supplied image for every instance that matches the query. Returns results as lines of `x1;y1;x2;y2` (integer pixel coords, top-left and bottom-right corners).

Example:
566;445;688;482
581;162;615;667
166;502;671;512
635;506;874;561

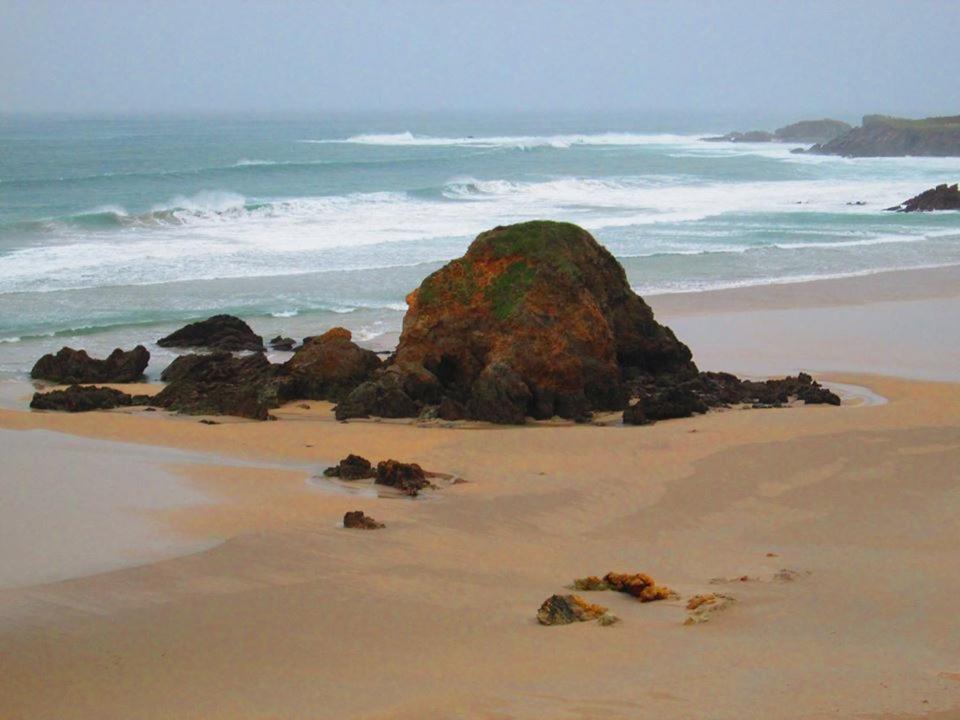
480;221;585;280
486;260;535;321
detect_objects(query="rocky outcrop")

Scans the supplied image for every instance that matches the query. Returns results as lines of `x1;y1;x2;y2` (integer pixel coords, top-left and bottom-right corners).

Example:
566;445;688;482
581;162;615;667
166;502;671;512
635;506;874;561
338;221;695;424
537;595;614;626
30;385;140;412
622;372;840;424
805;115;960;157
375;460;431;496
269;335;296;351
323;454;376;480
343;510;384;530
773;119;851;143
157;315;264;352
279;328;381;402
573;572;674;602
152;352;281;420
30;346;149;384
886;183;960;212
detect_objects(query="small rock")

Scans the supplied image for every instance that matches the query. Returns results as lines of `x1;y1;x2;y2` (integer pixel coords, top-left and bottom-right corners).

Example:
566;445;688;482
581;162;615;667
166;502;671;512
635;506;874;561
343;511;384;530
269;335;297;351
198;419;220;425
375;459;431;496
323;454;376;480
537;594;610;626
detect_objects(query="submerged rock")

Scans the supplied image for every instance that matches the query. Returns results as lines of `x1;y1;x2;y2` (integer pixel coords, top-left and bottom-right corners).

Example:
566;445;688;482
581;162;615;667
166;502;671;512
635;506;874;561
157;314;264;352
886;183;960;212
375;459;431;496
30;385;137;412
30;346;149;384
536;594;613;626
323;454;375;480
343;510;384;530
152;352;281;420
279;327;381;402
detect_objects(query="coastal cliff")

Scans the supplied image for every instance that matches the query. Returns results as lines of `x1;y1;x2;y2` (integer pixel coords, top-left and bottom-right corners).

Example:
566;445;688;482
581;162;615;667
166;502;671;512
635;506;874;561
805;115;960;157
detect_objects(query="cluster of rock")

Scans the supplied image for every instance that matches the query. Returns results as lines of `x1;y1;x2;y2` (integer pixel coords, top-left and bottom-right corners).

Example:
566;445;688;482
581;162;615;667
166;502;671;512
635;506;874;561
30;221;840;425
886;183;960;212
324;454;432;496
31;346;149;384
804;115;960;157
572;571;675;602
703;119;851;144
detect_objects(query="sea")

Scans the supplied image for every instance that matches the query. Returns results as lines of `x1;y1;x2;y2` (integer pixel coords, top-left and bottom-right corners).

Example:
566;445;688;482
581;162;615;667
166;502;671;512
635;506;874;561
1;112;958;380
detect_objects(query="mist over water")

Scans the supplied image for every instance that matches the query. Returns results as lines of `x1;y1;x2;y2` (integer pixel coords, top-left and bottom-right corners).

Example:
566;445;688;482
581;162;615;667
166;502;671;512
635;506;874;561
1;112;959;378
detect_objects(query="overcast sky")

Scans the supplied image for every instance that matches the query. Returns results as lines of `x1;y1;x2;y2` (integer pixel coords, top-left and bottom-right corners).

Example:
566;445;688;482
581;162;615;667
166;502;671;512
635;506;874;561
2;0;957;119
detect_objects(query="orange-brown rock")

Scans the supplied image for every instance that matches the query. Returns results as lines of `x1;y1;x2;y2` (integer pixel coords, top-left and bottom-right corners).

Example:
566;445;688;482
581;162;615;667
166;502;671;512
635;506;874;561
337;221;695;424
279;327;381;402
375;460;431;496
603;572;673;602
686;594;718;611
536;594;612;626
342;510;384;530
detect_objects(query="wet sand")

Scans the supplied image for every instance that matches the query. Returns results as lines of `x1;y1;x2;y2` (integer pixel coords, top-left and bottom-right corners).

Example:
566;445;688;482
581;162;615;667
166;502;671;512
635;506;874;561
0;267;958;720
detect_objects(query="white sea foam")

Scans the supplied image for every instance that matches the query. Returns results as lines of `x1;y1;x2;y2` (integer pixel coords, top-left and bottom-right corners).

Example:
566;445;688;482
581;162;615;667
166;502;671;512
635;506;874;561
303;131;702;149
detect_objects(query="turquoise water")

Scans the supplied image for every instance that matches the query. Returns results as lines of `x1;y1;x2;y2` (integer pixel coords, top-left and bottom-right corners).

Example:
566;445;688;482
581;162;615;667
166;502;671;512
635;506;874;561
1;113;958;378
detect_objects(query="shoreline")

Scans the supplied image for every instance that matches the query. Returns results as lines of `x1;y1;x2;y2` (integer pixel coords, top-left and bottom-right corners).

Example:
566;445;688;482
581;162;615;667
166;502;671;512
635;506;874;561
1;267;959;719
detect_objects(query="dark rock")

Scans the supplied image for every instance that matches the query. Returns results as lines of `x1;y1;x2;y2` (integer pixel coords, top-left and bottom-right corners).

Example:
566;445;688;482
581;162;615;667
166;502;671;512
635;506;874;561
30;385;134;412
343;510;384;529
278;327;381;402
198;419;220;425
157;315;264;352
806;114;960;157
468;361;532;425
334;369;419;421
703;130;775;143
152;352;281;420
269;335;297;351
886;183;960;212
622;401;648;425
30;346;149;384
437;395;469;421
323;454;375;480
375;460;431;496
773;119;851;143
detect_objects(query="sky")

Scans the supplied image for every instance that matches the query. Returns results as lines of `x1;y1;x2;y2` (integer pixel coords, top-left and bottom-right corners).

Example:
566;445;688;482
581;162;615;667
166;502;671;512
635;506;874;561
1;0;958;120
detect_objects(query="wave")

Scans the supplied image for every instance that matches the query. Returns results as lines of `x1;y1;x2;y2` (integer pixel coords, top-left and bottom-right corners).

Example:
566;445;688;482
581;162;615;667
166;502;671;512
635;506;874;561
303;131;702;150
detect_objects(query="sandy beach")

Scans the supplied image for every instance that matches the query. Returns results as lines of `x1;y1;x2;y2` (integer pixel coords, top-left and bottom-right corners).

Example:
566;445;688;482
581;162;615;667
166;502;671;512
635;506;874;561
1;266;958;720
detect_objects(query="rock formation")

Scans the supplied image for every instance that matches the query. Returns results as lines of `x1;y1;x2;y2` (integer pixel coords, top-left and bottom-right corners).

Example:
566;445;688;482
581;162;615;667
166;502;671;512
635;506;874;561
30;346;149;384
157;314;264;352
375;460;431;496
536;594;613;626
573;571;674;602
279;328;381;402
805;115;960;157
323;454;376;480
30;385;140;412
703;119;850;145
703;130;775;143
269;335;296;351
886;183;960;212
152;352;281;420
338;221;696;424
342;510;384;530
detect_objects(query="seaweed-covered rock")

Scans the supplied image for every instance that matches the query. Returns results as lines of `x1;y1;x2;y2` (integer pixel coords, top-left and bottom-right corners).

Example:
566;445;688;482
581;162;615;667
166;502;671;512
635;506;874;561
537;594;612;626
355;221;694;424
375;459;431;496
157;315;264;352
152;352;281;420
279;327;381;402
886;183;960;212
30;346;149;384
343;510;384;530
323;454;375;480
30;385;136;412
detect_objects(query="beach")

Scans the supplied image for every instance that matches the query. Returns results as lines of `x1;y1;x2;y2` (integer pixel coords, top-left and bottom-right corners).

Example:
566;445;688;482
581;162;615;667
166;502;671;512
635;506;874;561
1;266;958;720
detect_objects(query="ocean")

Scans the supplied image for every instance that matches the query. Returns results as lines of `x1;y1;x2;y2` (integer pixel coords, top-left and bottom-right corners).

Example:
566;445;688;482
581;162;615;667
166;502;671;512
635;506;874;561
1;112;958;379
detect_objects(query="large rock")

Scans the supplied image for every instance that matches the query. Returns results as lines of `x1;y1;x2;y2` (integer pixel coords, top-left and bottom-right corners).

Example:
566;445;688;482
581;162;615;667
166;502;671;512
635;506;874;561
151;352;281;420
806;114;960;157
886;183;960;212
279;327;381;402
30;385;138;412
157;315;264;352
30;346;149;384
339;221;695;424
773;119;851;143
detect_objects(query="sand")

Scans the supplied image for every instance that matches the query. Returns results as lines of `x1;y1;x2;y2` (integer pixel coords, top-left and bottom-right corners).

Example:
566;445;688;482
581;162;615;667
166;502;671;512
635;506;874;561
0;267;959;719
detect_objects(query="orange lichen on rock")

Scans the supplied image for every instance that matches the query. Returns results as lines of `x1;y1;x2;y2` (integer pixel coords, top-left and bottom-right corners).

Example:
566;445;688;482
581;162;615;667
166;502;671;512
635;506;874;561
572;576;609;591
686;594;718;611
602;572;674;602
537;594;613;626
